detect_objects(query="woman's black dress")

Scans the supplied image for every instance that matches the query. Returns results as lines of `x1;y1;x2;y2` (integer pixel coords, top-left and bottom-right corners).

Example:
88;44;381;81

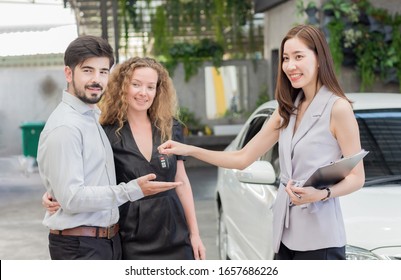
103;120;194;260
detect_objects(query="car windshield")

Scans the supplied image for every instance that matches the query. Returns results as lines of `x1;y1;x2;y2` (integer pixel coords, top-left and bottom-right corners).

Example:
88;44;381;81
355;109;401;184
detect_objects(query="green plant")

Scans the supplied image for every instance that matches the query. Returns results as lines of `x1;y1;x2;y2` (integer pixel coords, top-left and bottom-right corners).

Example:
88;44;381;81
167;39;224;81
321;0;360;73
299;0;401;91
118;0;263;82
326;20;345;73
296;0;317;18
354;35;377;91
390;14;401;91
152;6;170;59
178;106;203;134
322;0;359;21
350;4;401;90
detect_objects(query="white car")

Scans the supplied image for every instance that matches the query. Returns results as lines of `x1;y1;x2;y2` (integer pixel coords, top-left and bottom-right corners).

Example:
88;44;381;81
216;93;401;260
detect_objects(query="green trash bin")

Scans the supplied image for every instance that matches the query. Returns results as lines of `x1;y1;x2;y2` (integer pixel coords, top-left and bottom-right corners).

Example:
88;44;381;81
20;122;45;158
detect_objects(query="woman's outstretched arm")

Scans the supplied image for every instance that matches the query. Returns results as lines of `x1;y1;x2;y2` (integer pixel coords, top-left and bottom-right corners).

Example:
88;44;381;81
159;109;281;170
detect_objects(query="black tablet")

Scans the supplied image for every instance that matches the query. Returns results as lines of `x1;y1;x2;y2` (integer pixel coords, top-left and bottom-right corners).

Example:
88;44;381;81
304;149;369;189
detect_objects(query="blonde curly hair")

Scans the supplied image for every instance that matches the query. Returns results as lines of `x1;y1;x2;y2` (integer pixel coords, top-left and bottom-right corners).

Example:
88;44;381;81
99;57;178;142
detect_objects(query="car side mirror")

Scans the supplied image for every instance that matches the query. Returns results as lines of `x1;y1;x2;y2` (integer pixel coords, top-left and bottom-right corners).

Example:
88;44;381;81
235;160;276;184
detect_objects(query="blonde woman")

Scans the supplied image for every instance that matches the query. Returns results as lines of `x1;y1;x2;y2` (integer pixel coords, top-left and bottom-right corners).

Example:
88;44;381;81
100;57;205;260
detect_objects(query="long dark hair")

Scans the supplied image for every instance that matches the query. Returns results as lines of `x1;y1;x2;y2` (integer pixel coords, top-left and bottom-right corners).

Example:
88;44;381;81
275;25;349;129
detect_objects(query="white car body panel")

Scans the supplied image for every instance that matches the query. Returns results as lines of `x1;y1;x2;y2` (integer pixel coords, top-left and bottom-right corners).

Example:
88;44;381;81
216;93;401;260
340;186;401;250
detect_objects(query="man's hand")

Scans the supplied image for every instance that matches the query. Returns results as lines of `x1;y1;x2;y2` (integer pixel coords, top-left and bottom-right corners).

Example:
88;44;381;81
137;173;182;196
42;192;60;214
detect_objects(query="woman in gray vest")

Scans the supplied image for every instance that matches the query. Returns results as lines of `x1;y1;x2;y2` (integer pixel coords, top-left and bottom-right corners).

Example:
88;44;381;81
158;24;365;260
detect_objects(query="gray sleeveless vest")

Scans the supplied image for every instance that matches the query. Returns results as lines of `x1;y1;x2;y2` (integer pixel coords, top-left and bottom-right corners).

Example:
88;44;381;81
273;86;346;252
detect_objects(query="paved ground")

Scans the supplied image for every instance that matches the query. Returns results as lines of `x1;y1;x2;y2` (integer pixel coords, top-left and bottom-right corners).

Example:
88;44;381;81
0;156;219;260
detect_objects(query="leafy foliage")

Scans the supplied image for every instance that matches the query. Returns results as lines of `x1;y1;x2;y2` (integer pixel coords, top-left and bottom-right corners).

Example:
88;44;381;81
299;0;401;91
118;0;263;82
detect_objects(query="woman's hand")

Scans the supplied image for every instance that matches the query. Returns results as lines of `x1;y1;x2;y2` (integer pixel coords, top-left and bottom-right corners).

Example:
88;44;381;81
285;181;325;205
42;192;61;215
190;233;206;260
158;140;191;156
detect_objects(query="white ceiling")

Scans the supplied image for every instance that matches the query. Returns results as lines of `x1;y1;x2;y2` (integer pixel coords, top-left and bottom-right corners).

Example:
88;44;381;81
0;0;77;56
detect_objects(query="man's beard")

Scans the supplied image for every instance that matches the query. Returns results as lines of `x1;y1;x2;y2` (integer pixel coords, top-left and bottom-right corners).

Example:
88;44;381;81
72;81;104;104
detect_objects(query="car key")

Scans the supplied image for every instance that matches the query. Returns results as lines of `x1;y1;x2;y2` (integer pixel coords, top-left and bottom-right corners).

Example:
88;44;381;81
158;154;170;169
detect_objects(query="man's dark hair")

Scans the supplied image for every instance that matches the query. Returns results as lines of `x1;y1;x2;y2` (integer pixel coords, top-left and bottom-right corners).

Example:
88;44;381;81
64;35;114;70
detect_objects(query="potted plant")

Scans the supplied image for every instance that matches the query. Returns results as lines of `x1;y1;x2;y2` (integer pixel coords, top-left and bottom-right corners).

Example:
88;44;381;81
178;106;203;136
298;0;401;90
296;0;319;25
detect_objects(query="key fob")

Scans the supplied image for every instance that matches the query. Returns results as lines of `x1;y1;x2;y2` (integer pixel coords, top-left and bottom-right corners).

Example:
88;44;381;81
158;154;170;169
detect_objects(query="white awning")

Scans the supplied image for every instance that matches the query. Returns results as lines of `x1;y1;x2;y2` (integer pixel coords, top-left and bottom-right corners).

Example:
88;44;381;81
0;1;77;56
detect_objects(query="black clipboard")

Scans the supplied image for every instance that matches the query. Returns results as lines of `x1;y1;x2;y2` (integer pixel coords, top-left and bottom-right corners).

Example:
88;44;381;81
304;149;369;189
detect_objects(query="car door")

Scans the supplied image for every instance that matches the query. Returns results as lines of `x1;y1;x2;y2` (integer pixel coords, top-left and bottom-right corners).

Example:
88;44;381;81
221;108;279;259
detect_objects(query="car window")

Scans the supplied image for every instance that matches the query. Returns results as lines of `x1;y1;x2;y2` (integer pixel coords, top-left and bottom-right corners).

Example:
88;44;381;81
238;110;280;183
238;108;274;148
355;109;401;180
241;116;268;148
